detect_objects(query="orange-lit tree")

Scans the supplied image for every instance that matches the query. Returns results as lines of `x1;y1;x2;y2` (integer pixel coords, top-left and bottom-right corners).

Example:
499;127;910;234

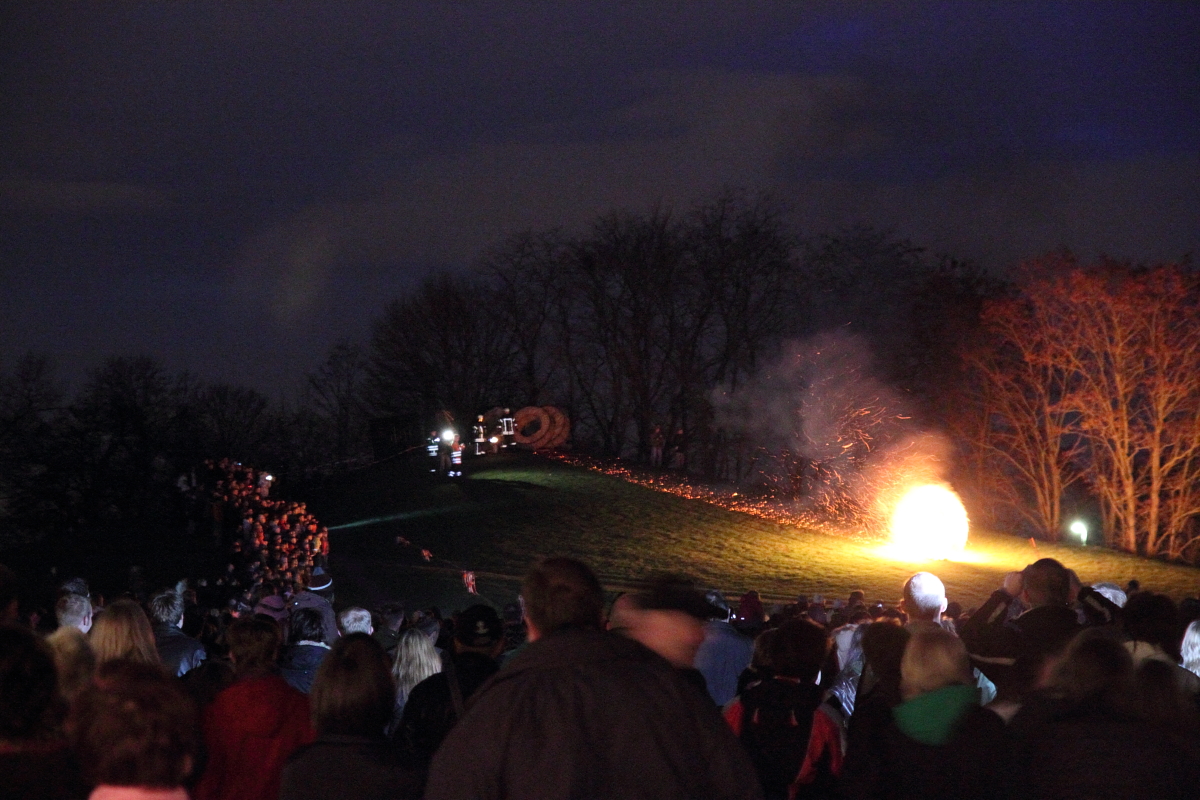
964;263;1084;540
970;256;1200;559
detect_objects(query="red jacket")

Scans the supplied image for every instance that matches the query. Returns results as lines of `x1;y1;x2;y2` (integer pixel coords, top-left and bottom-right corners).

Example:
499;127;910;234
194;673;315;800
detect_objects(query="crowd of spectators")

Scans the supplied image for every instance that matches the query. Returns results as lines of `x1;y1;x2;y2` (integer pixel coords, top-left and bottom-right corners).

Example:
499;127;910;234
186;458;331;605
4;503;1200;799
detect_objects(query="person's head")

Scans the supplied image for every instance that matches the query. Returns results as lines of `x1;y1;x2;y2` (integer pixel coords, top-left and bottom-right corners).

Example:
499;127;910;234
45;627;96;705
705;590;732;623
148;590;185;628
739;590;765;625
612;576;719;668
289;607;326;645
413;612;440;644
454;604;504;656
901;572;948;622
1091;582;1128;608
378;602;406;633
310;634;393;738
0;625;61;742
59;577;90;599
226;615;281;674
69;660;198;789
391;628;442;695
0;563;19;624
520;557;604;640
338;607;373;636
1123;592;1182;660
751;628;778;673
1022;558;1070;607
307;567;334;601
1181;620;1200;672
56;592;93;633
856;621;907;692
900;627;972;700
1045;627;1132;705
89;600;160;667
770;617;829;682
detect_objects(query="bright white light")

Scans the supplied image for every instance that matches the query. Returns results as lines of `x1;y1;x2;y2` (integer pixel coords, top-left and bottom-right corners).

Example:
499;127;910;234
1069;519;1088;544
441;429;455;441
889;484;969;560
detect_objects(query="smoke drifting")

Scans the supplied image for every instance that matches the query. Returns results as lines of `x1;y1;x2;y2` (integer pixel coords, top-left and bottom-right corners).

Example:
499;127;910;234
714;331;952;533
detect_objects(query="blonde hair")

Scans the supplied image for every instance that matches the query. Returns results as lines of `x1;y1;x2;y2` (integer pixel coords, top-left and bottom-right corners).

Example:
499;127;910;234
45;627;96;704
1182;620;1200;678
89;599;161;667
900;627;972;700
391;628;441;700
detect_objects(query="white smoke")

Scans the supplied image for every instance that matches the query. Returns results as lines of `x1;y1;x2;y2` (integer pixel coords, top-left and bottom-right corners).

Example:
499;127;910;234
713;331;952;533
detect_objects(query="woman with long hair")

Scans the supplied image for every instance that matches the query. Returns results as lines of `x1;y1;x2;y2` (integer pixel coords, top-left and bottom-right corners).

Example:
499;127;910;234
89;599;161;667
281;634;422;799
387;628;441;737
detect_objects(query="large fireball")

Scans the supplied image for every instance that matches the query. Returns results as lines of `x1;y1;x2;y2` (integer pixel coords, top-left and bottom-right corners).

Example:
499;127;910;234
889;484;969;560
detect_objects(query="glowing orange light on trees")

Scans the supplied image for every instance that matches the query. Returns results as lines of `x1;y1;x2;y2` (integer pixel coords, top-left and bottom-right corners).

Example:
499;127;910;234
888;484;969;560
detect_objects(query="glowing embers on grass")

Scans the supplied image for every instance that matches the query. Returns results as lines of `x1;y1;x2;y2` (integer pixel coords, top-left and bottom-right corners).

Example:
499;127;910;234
883;483;970;561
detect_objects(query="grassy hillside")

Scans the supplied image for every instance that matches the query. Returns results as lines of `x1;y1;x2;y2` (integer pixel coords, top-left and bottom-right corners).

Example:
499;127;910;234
310;454;1200;614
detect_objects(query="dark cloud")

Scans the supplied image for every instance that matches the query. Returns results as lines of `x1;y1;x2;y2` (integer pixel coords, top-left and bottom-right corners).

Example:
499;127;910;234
1;1;1197;390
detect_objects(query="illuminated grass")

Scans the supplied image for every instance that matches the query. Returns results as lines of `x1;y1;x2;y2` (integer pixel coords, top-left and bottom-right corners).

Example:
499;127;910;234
315;455;1200;612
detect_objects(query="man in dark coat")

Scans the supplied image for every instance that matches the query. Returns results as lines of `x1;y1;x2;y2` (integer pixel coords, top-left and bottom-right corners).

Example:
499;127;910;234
148;588;206;677
279;607;329;694
959;558;1083;699
425;557;762;800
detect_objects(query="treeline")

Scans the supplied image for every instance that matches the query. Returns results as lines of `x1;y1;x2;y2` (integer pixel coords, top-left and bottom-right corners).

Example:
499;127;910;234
14;188;1194;563
368;190;991;479
0;350;370;546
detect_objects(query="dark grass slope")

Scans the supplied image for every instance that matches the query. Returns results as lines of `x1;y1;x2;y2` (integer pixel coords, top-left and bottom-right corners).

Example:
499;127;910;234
310;453;1200;615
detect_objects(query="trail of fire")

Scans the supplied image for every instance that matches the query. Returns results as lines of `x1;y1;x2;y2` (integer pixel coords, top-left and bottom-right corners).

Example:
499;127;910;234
548;453;878;542
549;453;972;563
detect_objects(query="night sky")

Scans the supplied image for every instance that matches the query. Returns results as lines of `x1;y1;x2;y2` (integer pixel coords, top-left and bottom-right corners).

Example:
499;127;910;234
2;2;1197;393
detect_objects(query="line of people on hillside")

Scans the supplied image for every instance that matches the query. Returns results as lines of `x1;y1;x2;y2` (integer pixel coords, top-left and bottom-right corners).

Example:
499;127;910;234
4;553;1200;799
191;459;331;603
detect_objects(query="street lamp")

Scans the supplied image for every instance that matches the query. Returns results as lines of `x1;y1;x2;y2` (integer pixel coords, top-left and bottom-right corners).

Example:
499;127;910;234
1069;519;1088;545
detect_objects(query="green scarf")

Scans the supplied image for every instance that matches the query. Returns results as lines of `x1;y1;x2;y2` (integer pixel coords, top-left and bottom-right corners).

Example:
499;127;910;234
892;684;980;746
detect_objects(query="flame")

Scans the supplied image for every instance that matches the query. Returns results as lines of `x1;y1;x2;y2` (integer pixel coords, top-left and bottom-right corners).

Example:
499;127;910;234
887;484;969;560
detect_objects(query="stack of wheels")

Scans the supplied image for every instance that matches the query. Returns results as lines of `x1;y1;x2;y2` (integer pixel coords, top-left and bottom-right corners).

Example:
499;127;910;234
512;406;570;450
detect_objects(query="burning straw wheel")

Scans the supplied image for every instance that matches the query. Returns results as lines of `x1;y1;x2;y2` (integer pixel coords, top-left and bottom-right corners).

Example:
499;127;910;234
513;406;551;446
542;406;570;448
512;405;570;450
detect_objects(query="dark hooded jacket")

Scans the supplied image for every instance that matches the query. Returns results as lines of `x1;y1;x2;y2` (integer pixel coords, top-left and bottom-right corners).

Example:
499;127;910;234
424;627;763;800
279;643;329;694
839;685;1005;800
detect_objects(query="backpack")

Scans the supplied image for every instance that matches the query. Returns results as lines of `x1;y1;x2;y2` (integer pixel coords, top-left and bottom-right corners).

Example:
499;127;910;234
738;678;823;797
